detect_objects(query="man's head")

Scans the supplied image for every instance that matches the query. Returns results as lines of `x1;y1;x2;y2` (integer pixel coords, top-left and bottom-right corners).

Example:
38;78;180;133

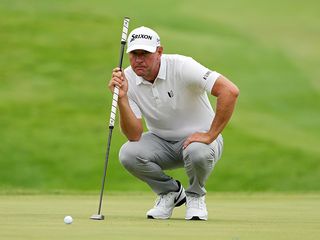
127;26;160;53
126;26;163;82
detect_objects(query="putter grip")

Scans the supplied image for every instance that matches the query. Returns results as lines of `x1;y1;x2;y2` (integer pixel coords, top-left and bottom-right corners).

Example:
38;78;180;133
121;17;130;43
109;17;130;128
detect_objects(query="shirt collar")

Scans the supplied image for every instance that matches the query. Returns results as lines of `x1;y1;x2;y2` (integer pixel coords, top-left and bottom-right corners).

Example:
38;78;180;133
135;55;167;85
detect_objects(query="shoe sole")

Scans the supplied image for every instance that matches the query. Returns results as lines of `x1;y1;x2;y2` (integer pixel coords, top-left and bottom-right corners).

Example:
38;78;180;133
187;216;207;221
185;214;208;221
147;214;171;219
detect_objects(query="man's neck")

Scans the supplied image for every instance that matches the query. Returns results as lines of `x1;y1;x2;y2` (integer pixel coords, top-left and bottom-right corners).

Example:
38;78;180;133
144;61;161;83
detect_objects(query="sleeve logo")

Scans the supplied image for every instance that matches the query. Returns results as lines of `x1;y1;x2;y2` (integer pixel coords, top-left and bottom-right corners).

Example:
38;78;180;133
203;70;212;80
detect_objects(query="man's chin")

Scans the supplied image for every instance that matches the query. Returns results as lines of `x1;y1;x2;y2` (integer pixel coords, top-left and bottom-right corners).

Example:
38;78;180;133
134;69;145;76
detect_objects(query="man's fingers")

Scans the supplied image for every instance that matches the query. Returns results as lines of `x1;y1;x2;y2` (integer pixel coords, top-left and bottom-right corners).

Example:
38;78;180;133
111;76;123;86
109;78;122;89
112;71;123;79
110;68;125;88
183;133;214;149
112;68;125;82
183;137;193;149
182;132;207;149
108;67;128;98
113;67;121;72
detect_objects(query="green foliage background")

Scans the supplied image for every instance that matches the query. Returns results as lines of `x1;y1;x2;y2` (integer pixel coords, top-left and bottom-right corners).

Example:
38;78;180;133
1;0;319;192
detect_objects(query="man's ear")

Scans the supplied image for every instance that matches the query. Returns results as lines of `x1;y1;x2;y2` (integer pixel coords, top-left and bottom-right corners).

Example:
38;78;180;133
157;46;163;55
157;46;163;61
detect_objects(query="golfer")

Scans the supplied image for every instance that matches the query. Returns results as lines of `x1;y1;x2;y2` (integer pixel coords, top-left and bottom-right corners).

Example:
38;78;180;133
108;26;239;220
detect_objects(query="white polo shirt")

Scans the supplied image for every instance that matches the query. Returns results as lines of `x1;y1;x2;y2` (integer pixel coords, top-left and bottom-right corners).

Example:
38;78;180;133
124;54;221;141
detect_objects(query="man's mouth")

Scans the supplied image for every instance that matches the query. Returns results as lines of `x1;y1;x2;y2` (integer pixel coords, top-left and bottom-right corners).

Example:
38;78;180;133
135;66;145;71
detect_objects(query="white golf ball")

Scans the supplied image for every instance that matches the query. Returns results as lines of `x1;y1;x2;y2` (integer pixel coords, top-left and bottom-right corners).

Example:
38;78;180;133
64;215;73;224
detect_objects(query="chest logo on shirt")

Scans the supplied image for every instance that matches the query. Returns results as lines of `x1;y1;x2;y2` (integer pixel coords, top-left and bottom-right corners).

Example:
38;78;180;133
167;90;174;98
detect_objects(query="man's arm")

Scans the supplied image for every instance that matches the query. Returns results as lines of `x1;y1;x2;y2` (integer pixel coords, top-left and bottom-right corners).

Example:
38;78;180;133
118;96;143;141
183;75;239;148
109;68;143;141
208;75;239;140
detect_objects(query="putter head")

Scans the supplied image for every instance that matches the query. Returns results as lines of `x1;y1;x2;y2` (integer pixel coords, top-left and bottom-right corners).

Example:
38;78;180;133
90;214;105;220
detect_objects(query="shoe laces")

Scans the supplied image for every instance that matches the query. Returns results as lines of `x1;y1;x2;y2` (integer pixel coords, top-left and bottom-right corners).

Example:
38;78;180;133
187;196;206;209
154;192;175;208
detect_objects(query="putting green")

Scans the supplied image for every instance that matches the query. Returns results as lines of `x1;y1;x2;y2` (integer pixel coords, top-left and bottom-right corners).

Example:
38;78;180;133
0;193;319;240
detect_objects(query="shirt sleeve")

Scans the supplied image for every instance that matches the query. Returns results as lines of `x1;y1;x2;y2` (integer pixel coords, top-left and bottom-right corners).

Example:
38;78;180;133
181;57;221;93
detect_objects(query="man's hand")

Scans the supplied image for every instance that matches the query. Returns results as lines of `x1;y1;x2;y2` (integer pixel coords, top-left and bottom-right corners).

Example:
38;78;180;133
183;132;214;149
108;67;128;99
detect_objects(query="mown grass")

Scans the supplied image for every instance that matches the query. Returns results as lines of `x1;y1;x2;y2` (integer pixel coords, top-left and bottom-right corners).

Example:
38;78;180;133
0;193;319;240
0;0;319;192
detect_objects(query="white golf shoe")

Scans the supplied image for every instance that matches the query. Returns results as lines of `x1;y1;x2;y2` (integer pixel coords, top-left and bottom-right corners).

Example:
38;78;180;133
185;195;208;220
147;181;186;219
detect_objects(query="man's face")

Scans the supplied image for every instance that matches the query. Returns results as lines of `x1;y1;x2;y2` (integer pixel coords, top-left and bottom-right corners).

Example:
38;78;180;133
128;47;163;81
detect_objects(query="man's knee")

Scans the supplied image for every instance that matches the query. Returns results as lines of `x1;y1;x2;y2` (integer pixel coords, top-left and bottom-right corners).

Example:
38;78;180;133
119;142;137;170
183;142;215;168
119;141;154;169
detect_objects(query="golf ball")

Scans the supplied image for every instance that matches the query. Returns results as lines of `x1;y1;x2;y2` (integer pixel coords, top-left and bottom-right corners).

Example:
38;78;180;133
64;215;73;224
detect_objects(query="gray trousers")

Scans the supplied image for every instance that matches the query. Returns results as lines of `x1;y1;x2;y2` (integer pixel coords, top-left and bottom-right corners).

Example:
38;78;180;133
119;132;223;196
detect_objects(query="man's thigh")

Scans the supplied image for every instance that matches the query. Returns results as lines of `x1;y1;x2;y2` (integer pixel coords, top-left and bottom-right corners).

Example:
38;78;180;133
120;132;184;170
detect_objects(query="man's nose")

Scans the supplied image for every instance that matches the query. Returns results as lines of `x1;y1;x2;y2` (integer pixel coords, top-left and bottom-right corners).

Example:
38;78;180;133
135;55;144;62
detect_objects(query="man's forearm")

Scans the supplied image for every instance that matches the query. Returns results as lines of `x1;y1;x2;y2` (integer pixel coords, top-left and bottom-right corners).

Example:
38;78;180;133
118;96;143;141
208;89;239;141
